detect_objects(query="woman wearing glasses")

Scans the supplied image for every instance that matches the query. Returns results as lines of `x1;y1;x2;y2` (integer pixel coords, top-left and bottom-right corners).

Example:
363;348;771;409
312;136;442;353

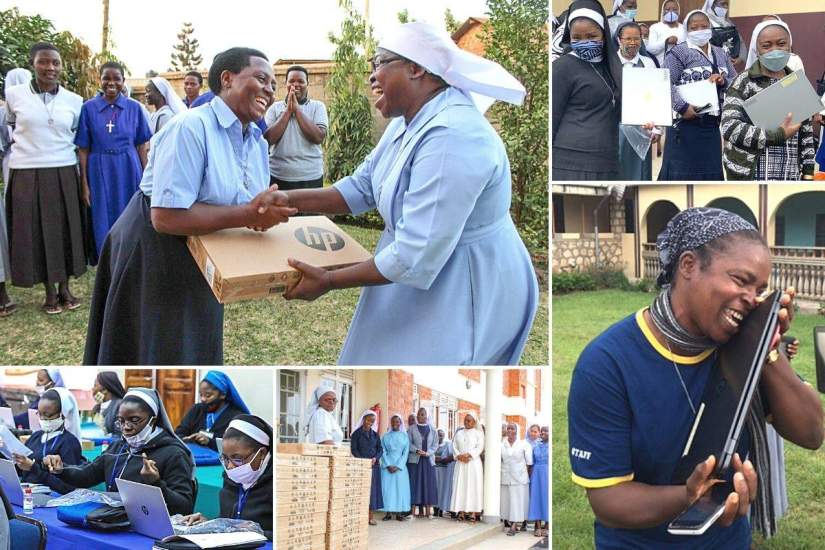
279;22;538;366
12;388;84;494
181;415;273;540
42;388;196;514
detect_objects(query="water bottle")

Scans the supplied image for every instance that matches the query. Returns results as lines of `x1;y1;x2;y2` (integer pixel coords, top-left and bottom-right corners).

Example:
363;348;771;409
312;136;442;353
23;487;34;514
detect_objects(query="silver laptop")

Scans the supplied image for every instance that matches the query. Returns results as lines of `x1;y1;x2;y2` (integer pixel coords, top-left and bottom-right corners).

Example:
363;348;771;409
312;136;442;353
116;478;175;539
744;69;824;129
0;459;51;507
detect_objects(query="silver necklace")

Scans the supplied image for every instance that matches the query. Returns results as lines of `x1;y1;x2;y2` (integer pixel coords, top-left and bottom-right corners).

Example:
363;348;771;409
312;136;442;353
30;82;58;125
589;63;616;108
665;339;697;415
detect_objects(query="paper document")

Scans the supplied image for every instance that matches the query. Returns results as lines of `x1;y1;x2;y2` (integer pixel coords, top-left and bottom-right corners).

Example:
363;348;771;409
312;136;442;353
676;80;720;115
28;410;41;432
0;424;33;459
621;67;673;126
0;407;13;428
162;531;267;548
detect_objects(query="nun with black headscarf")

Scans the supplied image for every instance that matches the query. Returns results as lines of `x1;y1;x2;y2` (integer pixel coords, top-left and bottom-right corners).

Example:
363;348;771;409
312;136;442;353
91;371;126;437
568;207;823;546
175;371;250;451
552;0;624;180
43;388;196;515
181;415;273;539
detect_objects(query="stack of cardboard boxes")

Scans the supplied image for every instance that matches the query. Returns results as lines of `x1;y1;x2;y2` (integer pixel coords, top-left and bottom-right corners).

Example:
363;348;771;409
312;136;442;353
277;443;372;550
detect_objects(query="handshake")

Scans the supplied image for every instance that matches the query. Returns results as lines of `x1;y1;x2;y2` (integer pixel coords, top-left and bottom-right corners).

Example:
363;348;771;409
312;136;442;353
246;184;298;232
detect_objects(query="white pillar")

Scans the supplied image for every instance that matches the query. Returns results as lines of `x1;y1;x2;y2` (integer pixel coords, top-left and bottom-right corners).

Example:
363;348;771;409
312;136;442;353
482;368;502;523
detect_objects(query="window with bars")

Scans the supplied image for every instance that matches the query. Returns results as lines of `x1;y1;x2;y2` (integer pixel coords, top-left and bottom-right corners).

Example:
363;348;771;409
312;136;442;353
278;370;302;443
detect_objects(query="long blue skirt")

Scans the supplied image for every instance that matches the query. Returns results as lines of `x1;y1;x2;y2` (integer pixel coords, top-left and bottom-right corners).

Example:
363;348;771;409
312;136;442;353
369;463;383;511
408;461;438;506
658;116;724;181
528;462;548;522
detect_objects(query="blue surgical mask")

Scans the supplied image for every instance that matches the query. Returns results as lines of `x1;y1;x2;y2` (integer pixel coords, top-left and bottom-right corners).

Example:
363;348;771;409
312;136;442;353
663;11;679;23
759;49;791;72
687;29;713;47
624;8;637;21
570;40;604;63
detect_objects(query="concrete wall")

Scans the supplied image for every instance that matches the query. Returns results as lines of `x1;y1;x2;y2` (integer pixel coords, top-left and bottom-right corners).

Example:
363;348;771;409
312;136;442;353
774;192;825;247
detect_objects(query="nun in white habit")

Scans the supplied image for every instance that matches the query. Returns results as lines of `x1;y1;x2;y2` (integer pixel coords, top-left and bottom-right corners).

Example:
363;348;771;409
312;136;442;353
305;386;343;445
146;76;186;134
450;411;484;520
281;22;539;366
500;422;533;535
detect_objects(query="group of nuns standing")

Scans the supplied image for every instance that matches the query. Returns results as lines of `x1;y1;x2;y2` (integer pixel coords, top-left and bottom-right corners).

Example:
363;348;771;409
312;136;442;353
552;0;818;181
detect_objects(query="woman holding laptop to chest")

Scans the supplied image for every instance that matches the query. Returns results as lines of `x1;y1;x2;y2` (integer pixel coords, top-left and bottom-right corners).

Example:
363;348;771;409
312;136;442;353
42;388;196;515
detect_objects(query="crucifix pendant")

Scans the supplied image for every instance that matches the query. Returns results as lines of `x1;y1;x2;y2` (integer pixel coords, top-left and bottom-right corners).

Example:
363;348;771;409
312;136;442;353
106;121;115;133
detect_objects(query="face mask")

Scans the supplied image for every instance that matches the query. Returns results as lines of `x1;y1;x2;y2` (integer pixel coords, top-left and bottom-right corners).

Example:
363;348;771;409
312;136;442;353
225;448;270;489
687;29;713;47
124;417;156;448
621;44;638;59
40;418;64;433
623;8;637;21
35;386;47;396
663;11;679;23
713;6;728;18
94;391;106;404
570;40;604;62
759;49;791;72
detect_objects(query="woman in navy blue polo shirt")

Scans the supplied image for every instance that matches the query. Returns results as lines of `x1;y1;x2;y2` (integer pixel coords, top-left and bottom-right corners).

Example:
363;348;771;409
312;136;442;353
568;207;824;548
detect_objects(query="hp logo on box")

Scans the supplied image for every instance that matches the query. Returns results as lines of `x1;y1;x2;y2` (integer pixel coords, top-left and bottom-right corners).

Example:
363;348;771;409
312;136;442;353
295;226;345;252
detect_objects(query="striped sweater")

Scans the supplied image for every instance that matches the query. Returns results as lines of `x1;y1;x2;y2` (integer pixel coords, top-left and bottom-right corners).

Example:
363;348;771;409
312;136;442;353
721;62;816;180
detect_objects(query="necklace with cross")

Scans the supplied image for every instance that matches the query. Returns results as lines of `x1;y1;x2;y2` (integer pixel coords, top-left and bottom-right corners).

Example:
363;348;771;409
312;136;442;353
106;120;115;133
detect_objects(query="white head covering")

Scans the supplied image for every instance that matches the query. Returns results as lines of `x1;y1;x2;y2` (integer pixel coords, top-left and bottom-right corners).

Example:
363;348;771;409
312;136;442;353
502;421;521;443
702;0;730;26
227;418;271;446
45;369;65;387
149;77;187;115
377;22;525;113
5;68;32;89
354;409;378;433
660;0;681;21
305;386;337;421
569;8;605;30
462;411;480;429
44;388;81;441
684;9;710;26
745;20;792;70
389;413;405;432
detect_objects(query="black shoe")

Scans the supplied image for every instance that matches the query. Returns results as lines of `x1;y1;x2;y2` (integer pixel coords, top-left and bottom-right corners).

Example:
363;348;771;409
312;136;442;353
383;513;392;521
396;514;406;521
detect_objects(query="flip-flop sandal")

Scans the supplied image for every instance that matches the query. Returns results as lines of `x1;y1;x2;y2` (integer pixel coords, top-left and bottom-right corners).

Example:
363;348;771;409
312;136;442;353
0;303;17;317
41;302;63;315
368;519;377;526
59;296;82;310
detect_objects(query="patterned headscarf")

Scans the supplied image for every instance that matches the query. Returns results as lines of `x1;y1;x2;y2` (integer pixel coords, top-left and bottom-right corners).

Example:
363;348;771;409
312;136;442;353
656;207;756;288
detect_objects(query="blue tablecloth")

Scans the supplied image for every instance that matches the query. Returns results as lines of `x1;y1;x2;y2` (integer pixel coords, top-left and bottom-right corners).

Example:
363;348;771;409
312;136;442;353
11;501;272;550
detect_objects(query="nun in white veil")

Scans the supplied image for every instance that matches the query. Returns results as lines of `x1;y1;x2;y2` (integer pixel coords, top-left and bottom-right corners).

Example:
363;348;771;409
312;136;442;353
305;386;343;445
146;76;186;133
13;387;85;494
450;411;484;521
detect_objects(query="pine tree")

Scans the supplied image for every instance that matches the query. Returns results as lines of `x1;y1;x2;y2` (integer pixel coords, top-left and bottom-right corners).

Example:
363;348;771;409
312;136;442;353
169;22;202;72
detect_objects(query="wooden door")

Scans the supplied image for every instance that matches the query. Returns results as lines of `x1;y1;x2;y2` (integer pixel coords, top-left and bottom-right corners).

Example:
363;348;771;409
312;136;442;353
123;369;197;429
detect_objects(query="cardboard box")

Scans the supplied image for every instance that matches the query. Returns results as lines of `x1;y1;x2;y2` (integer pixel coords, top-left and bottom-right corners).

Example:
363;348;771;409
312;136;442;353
278;443;351;457
188;216;372;304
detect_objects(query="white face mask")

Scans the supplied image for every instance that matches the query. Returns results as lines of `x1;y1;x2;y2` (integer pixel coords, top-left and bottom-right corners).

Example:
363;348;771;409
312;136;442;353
225;448;270;489
687;29;713;47
35;386;47;396
94;391;106;404
124;417;156;448
713;6;728;18
40;418;64;433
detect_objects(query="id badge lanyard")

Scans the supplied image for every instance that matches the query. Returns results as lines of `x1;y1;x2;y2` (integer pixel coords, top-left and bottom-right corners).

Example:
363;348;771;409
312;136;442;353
235;487;250;519
108;449;134;491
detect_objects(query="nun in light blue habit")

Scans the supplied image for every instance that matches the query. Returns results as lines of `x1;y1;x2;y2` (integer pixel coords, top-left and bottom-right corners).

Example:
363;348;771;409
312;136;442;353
380;414;411;520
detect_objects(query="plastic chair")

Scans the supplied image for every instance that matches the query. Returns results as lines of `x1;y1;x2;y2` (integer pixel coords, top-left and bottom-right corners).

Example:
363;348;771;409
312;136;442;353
9;515;47;550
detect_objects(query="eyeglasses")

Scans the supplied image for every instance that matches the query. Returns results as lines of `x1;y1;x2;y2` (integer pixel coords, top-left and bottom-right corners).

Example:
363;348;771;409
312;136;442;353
114;415;150;429
370;55;404;73
220;448;261;468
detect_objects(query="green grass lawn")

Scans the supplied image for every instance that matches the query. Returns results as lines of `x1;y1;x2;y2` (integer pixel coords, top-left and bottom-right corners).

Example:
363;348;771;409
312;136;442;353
0;224;548;365
552;289;825;549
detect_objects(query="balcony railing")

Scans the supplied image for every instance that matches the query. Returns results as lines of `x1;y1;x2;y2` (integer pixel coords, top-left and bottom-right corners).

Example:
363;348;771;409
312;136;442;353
642;244;825;300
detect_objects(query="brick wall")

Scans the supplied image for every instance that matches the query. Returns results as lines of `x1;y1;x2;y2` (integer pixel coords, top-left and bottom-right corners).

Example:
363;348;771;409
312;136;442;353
535;370;542;412
388;370;414;421
505;415;527;437
458;369;481;383
418;385;432;402
457;399;481;429
503;369;526;398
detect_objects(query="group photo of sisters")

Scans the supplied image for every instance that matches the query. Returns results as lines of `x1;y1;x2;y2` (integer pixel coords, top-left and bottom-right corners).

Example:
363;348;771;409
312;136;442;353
0;368;273;549
284;371;549;550
552;0;825;181
0;2;548;368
